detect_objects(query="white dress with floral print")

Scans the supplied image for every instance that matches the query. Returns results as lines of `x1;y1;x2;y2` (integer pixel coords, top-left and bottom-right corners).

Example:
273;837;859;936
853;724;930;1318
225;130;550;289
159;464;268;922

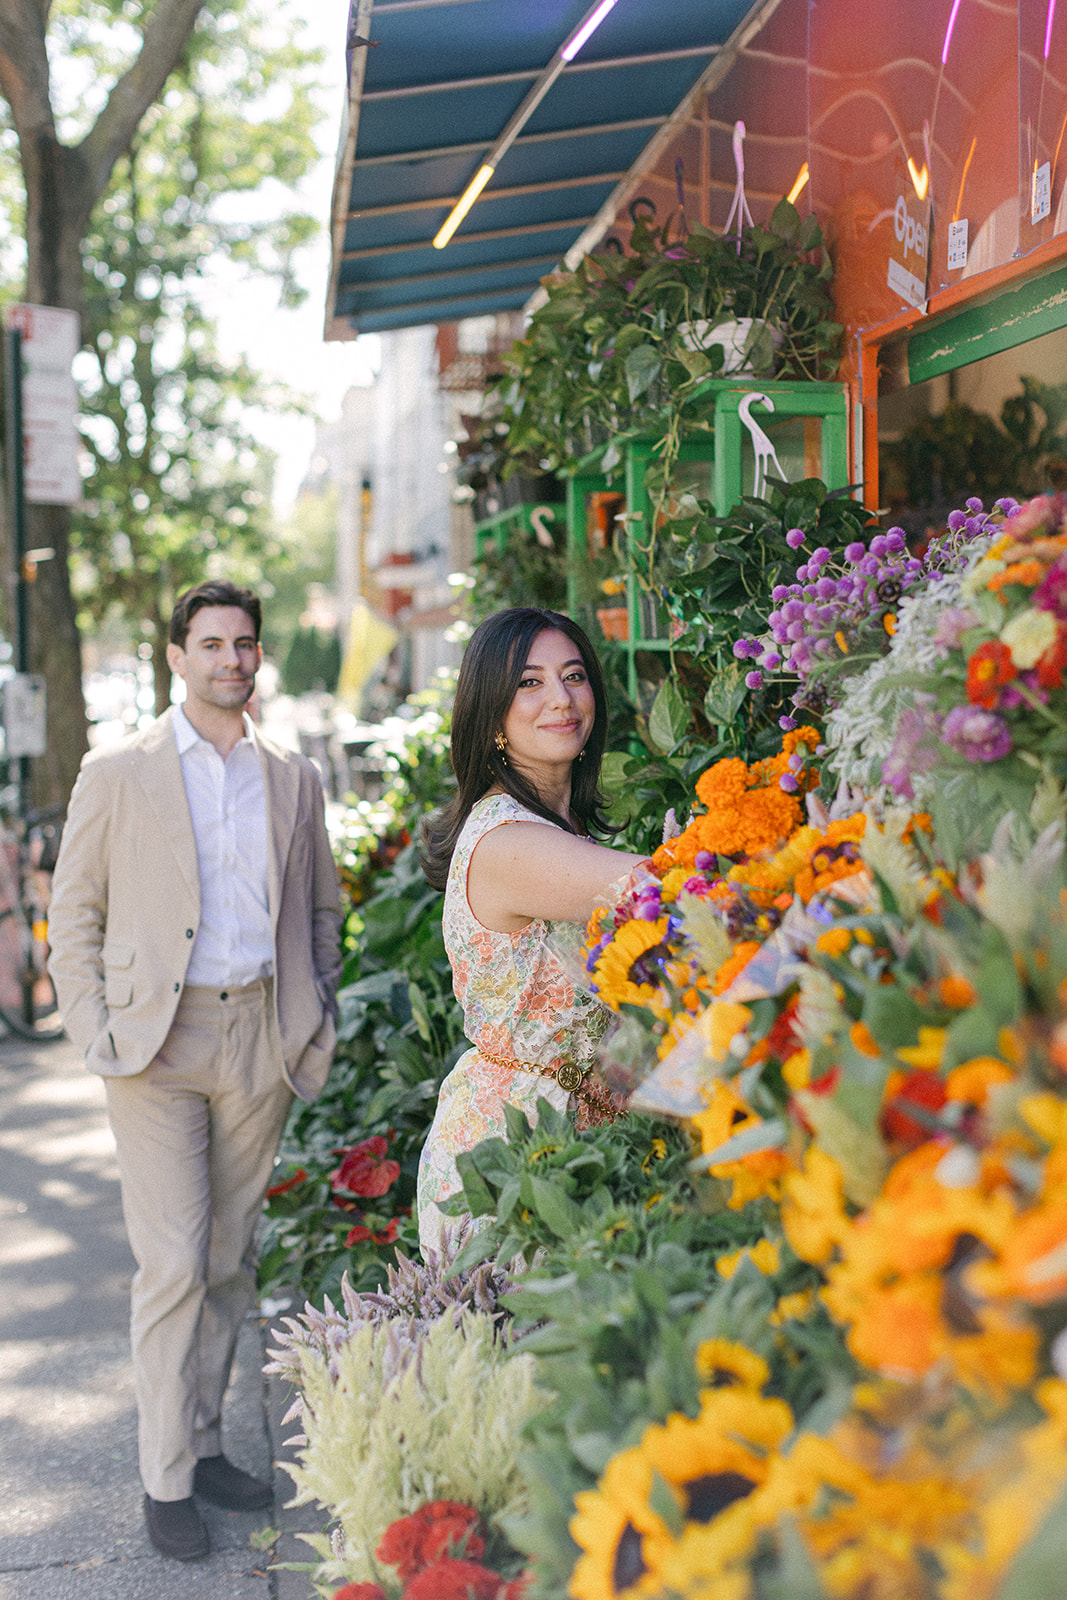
416;793;611;1256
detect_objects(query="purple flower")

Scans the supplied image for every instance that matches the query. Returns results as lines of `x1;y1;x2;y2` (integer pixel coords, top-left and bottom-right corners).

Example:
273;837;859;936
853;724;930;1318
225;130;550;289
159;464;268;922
940;705;1012;763
844;541;866;562
786;528;805;549
885;529;906;553
782;600;805;623
965;497;983;513
882;701;941;799
694;850;714;870
795;565;810;582
787;753;804;773
815;577;836;599
811;546;831;567
947;509;967;532
786;621;806;642
745;669;763;689
859;555;880;576
869;534;888;558
933;606;979;651
759;650;782;669
779;773;800;793
779;715;797;731
771;585;790;602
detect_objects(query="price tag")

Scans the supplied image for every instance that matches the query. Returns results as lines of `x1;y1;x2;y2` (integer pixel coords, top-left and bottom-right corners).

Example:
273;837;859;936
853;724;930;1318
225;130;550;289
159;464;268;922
947;219;968;271
1033;161;1052;225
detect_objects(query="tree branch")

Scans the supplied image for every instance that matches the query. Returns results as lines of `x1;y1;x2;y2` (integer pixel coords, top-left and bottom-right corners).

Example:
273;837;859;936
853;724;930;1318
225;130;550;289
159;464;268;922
79;0;205;204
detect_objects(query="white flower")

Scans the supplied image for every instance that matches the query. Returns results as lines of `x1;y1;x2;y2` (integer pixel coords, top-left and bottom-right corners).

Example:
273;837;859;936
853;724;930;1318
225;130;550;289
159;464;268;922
1000;605;1057;668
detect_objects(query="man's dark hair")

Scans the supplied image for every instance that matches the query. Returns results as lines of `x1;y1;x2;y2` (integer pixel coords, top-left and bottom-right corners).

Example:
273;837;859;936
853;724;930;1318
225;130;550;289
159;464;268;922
169;580;262;649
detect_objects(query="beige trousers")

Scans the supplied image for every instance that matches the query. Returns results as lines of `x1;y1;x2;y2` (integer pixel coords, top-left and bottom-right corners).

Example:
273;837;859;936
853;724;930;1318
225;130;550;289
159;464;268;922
104;980;292;1501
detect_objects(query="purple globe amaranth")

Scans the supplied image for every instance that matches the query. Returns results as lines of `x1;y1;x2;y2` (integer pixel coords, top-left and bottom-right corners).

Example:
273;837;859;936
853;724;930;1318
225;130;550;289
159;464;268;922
779;715;797;731
745;669;764;689
785;528;806;549
940;704;1013;763
844;541;866;562
778;773;800;793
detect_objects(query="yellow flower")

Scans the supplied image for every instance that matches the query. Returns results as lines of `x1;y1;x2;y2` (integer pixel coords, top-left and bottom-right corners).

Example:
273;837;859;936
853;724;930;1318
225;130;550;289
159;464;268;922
1000;605;1058;667
659;866;689;904
781;1146;850;1264
782;1047;811;1088
716;1239;780;1279
815;927;852;957
895;1026;947;1070
569;1447;671;1600
694;1341;770;1391
592;916;671;1011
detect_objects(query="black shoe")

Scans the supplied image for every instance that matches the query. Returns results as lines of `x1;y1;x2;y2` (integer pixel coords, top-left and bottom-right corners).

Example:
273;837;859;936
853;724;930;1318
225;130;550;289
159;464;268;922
193;1453;273;1511
144;1494;210;1560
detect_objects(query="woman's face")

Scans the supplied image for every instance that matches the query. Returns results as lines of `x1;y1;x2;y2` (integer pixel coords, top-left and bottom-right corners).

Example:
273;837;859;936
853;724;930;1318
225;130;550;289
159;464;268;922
501;627;595;777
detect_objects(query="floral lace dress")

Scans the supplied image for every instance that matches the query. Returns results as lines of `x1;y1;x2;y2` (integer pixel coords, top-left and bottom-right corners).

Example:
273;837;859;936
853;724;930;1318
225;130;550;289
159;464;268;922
416;793;613;1257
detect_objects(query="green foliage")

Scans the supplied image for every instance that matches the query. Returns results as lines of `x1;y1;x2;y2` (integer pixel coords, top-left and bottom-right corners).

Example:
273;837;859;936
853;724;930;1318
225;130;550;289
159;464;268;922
602;479;870;854
260;676;464;1305
60;0;325;701
881;376;1067;511
283;626;341;695
443;1099;851;1599
467;526;569;622
491;204;841;478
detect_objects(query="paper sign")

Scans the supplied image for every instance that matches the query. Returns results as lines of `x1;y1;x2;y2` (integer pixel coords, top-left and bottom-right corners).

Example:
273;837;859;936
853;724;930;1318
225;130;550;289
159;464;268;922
1032;161;1052;225
3;674;47;758
3;304;81;506
947;218;968;271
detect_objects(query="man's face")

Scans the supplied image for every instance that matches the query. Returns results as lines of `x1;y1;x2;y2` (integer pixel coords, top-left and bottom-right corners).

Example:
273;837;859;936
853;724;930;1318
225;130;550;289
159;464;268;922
166;605;261;716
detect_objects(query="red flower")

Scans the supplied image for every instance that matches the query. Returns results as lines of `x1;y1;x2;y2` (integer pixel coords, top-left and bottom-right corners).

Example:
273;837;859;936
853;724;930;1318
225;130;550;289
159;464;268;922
965;639;1014;707
332;1585;387;1600
880;1069;948;1147
265;1167;307;1198
344;1219;400;1248
330;1136;401;1198
377;1502;483;1580
765;998;799;1061
1036;623;1067;690
401;1558;507;1600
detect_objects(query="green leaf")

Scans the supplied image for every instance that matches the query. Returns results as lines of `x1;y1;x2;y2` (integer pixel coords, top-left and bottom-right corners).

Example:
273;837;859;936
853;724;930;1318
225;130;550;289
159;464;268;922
648;678;690;752
704;664;747;726
624;343;663;403
997;1476;1067;1600
528;1175;584;1237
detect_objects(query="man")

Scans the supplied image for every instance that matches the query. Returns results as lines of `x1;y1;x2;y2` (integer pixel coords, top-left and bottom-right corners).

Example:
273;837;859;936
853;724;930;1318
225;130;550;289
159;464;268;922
48;580;342;1561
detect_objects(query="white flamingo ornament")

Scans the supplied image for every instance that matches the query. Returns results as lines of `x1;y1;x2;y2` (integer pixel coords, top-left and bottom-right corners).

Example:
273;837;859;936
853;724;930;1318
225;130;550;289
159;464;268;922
738;392;788;498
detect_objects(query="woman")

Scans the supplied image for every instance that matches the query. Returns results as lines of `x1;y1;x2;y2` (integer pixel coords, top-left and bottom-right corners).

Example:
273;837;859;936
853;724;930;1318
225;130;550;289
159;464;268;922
417;606;650;1256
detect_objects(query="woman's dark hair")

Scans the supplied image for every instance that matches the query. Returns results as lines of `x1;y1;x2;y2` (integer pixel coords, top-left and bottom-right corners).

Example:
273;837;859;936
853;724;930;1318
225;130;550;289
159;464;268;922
422;607;616;890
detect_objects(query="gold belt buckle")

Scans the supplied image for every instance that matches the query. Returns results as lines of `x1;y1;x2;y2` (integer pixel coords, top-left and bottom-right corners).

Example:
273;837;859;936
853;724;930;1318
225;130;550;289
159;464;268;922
555;1060;585;1093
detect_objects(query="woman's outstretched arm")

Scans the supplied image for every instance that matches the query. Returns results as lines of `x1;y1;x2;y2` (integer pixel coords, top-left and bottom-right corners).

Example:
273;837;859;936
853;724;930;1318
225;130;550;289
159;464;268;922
467;821;650;931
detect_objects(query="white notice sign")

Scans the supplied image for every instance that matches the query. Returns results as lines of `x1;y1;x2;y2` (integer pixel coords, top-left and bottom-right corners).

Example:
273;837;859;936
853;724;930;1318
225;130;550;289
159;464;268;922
3;304;81;506
2;674;47;759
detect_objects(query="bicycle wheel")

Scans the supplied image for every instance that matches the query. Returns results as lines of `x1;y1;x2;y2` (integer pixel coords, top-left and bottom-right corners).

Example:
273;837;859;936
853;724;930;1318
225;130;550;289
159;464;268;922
0;967;64;1040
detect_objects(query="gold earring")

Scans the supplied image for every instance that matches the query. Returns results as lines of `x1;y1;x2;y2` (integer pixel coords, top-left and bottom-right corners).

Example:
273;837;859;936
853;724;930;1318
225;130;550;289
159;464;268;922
494;731;507;752
577;747;585;763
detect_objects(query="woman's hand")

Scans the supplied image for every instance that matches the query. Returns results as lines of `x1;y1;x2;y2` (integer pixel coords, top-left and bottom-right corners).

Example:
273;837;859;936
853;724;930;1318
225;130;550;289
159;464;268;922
467;822;649;931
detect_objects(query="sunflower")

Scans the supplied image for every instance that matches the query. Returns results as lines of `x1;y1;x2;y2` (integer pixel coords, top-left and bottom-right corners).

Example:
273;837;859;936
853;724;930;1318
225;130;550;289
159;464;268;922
693;1341;770;1391
781;1146;851;1265
591;916;672;1011
569;1448;672;1600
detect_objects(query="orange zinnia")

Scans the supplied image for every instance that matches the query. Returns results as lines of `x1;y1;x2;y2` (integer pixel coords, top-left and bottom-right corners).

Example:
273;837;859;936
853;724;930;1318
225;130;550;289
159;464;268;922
966;639;1015;707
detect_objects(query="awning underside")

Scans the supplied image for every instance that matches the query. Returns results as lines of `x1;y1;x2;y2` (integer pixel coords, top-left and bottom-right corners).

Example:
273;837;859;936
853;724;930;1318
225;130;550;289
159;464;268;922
330;0;762;336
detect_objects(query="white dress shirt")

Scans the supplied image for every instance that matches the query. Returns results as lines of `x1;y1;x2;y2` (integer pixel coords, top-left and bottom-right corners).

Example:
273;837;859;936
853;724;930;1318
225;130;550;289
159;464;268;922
172;704;273;987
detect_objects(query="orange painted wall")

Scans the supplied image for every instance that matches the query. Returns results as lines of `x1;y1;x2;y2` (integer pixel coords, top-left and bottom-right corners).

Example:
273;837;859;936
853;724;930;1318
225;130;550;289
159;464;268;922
610;0;1067;387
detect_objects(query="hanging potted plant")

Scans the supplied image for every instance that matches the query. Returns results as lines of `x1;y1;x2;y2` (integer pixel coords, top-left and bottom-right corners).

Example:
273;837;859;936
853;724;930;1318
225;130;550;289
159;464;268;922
488;198;843;479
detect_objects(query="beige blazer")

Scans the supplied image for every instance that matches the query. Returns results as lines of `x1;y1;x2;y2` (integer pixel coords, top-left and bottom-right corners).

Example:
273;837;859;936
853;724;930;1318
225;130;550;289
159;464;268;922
48;709;343;1101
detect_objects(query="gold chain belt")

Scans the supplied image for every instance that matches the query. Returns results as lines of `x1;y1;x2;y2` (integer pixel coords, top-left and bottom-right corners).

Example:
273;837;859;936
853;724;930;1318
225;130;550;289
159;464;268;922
477;1048;587;1094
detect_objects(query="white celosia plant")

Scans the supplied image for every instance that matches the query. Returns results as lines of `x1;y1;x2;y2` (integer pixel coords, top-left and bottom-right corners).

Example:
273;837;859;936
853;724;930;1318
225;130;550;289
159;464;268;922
266;1255;547;1588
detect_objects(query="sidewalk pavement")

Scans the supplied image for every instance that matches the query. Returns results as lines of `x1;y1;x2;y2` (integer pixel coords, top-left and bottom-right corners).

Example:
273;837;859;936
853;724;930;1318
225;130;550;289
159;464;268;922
0;1031;326;1600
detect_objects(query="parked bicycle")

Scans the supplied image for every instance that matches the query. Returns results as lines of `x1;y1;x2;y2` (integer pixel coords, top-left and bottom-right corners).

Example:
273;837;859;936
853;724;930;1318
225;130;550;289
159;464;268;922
0;798;65;1039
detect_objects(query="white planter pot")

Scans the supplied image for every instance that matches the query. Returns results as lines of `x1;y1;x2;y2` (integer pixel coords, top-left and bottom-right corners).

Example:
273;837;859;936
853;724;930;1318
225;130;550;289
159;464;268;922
677;317;782;375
